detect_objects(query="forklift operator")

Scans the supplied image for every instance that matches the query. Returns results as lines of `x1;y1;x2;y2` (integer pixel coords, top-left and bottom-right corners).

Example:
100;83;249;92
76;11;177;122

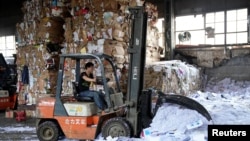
78;62;107;110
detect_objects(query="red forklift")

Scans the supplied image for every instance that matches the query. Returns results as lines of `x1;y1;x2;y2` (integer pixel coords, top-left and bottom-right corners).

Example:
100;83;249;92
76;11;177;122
0;53;18;110
36;7;212;141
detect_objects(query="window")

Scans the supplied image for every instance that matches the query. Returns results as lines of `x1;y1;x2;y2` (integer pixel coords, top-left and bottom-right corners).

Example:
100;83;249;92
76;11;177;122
175;14;205;45
175;8;248;46
0;36;16;57
226;9;248;44
205;11;225;45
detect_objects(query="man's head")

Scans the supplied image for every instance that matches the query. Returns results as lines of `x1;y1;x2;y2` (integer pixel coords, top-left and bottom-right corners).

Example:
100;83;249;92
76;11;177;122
85;62;94;72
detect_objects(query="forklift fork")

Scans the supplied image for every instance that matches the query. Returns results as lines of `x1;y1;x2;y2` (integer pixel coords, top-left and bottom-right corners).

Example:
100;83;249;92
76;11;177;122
155;91;212;121
138;89;212;137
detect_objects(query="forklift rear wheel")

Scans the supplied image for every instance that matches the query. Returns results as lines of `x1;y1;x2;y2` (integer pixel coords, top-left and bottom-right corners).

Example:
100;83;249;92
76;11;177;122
37;121;59;141
101;117;132;138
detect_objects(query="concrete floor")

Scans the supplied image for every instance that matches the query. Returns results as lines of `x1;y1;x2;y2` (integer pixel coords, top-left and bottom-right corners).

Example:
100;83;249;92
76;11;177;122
0;110;81;141
0;110;38;141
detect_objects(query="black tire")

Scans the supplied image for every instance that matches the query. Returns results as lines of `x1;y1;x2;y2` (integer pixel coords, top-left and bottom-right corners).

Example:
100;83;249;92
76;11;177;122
101;117;132;139
37;121;59;141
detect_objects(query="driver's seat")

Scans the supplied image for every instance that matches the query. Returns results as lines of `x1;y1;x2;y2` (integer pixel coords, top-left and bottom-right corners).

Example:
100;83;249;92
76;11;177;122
72;82;94;102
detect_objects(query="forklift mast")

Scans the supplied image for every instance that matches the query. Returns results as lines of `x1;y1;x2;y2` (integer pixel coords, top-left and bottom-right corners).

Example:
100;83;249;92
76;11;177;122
126;7;148;135
121;6;213;138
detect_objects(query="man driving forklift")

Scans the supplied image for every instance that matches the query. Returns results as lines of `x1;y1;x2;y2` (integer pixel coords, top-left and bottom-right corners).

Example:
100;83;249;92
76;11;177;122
78;62;107;110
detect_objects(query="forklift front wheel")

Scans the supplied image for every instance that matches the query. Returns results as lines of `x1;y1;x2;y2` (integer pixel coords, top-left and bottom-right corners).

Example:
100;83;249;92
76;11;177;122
101;117;132;139
37;121;59;141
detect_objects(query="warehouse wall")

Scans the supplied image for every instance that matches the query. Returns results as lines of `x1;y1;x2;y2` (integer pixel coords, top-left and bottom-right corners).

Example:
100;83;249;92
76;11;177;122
205;54;250;81
174;0;250;16
0;0;24;36
146;0;250;20
175;46;250;81
167;0;250;81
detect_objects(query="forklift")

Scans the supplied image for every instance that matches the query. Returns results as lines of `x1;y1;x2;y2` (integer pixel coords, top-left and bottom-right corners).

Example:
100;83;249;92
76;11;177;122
0;53;18;110
36;7;212;141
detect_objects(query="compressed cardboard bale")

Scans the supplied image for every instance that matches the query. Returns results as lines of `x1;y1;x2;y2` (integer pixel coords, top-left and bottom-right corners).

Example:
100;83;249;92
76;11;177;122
65;43;74;54
26;21;38;44
68;58;76;69
119;67;129;94
113;55;126;64
115;63;124;69
36;69;58;94
116;0;130;7
105;72;115;82
61;79;71;95
17;84;29;105
42;53;60;68
40;52;60;71
18;96;26;105
92;0;104;12
146;56;160;64
42;0;51;6
71;19;91;43
145;61;202;95
28;46;42;68
112;29;125;42
64;58;74;72
144;67;163;90
103;47;113;56
86;41;104;54
37;71;49;94
51;54;60;70
146;57;153;64
16;23;26;45
103;39;116;55
104;41;127;58
16;47;27;66
150;47;161;58
111;14;130;42
147;25;160;47
16;0;43;46
37;17;65;43
70;0;78;7
72;16;83;28
161;70;181;94
64;17;74;43
145;2;158;23
48;70;59;93
103;0;118;12
16;0;160;99
112;43;125;56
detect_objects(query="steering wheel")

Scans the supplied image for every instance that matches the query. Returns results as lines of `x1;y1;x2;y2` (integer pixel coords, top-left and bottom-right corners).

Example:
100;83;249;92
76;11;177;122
96;76;110;85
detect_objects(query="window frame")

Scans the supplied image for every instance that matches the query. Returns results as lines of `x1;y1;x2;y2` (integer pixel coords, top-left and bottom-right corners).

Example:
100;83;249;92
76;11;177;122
0;35;16;57
175;8;249;47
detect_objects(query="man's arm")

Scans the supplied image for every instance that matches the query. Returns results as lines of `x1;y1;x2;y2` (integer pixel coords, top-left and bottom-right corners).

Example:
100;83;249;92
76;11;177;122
82;75;96;82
